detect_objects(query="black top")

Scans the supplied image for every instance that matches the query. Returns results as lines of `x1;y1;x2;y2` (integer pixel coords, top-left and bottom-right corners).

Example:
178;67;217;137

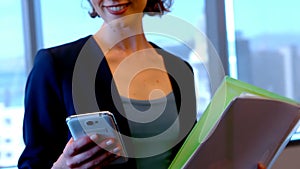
18;35;197;169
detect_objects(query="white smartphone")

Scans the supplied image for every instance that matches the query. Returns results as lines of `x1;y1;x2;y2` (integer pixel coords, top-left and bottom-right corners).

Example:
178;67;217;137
66;111;128;164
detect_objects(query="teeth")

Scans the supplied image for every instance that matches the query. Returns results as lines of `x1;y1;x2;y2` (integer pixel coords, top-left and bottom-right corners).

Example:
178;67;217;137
108;5;126;12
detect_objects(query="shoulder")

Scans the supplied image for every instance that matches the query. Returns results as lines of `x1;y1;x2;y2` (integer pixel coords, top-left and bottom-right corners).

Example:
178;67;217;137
28;35;93;87
34;35;92;65
31;35;93;78
48;35;92;56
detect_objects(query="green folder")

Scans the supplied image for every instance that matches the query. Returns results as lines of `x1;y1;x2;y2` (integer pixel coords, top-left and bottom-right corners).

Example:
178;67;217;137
168;76;298;169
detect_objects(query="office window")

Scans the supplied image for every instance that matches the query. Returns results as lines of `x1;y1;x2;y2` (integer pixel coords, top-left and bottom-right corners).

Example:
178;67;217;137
226;0;300;141
0;1;26;167
40;0;102;48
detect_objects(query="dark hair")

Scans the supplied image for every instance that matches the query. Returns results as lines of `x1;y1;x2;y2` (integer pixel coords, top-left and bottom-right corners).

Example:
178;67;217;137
88;0;173;18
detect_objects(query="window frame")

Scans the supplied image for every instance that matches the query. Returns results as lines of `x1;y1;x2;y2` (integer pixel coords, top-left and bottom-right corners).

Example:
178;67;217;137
22;0;43;74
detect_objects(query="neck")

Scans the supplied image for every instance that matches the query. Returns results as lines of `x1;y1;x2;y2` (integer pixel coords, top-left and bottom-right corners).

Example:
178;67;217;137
94;14;150;54
115;34;151;51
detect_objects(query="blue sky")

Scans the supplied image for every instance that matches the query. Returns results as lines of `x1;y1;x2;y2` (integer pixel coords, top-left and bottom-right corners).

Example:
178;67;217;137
232;0;300;37
0;1;24;58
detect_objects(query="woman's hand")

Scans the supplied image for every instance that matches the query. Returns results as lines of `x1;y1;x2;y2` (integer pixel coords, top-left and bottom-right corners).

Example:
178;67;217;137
52;134;122;169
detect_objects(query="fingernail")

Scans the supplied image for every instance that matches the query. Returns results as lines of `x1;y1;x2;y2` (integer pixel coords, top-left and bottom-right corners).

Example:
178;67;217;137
106;139;113;146
90;134;98;141
113;147;120;153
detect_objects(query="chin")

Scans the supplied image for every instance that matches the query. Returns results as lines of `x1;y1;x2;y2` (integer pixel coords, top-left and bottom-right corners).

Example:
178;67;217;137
107;13;143;29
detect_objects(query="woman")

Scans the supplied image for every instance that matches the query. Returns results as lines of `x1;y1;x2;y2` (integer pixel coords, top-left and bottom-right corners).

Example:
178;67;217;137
18;0;197;168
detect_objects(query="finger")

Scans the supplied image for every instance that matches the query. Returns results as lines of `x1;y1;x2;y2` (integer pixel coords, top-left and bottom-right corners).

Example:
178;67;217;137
89;133;106;144
64;138;74;150
78;145;122;169
66;138;117;168
257;162;267;169
90;134;122;155
64;136;94;156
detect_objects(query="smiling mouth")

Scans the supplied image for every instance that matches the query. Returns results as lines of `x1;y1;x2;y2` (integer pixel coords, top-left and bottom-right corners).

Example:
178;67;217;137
108;5;127;12
104;3;130;14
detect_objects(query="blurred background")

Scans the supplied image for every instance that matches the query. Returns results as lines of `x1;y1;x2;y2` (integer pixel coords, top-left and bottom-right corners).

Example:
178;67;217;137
1;0;300;168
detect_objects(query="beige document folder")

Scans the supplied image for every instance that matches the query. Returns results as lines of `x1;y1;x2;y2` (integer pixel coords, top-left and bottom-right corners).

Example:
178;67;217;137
182;97;300;169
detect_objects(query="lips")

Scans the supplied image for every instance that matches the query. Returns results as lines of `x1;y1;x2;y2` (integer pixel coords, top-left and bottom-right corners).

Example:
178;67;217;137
103;3;130;15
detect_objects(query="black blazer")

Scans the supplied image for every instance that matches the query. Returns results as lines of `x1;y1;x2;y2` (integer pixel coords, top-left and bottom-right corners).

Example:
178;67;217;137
18;35;196;169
